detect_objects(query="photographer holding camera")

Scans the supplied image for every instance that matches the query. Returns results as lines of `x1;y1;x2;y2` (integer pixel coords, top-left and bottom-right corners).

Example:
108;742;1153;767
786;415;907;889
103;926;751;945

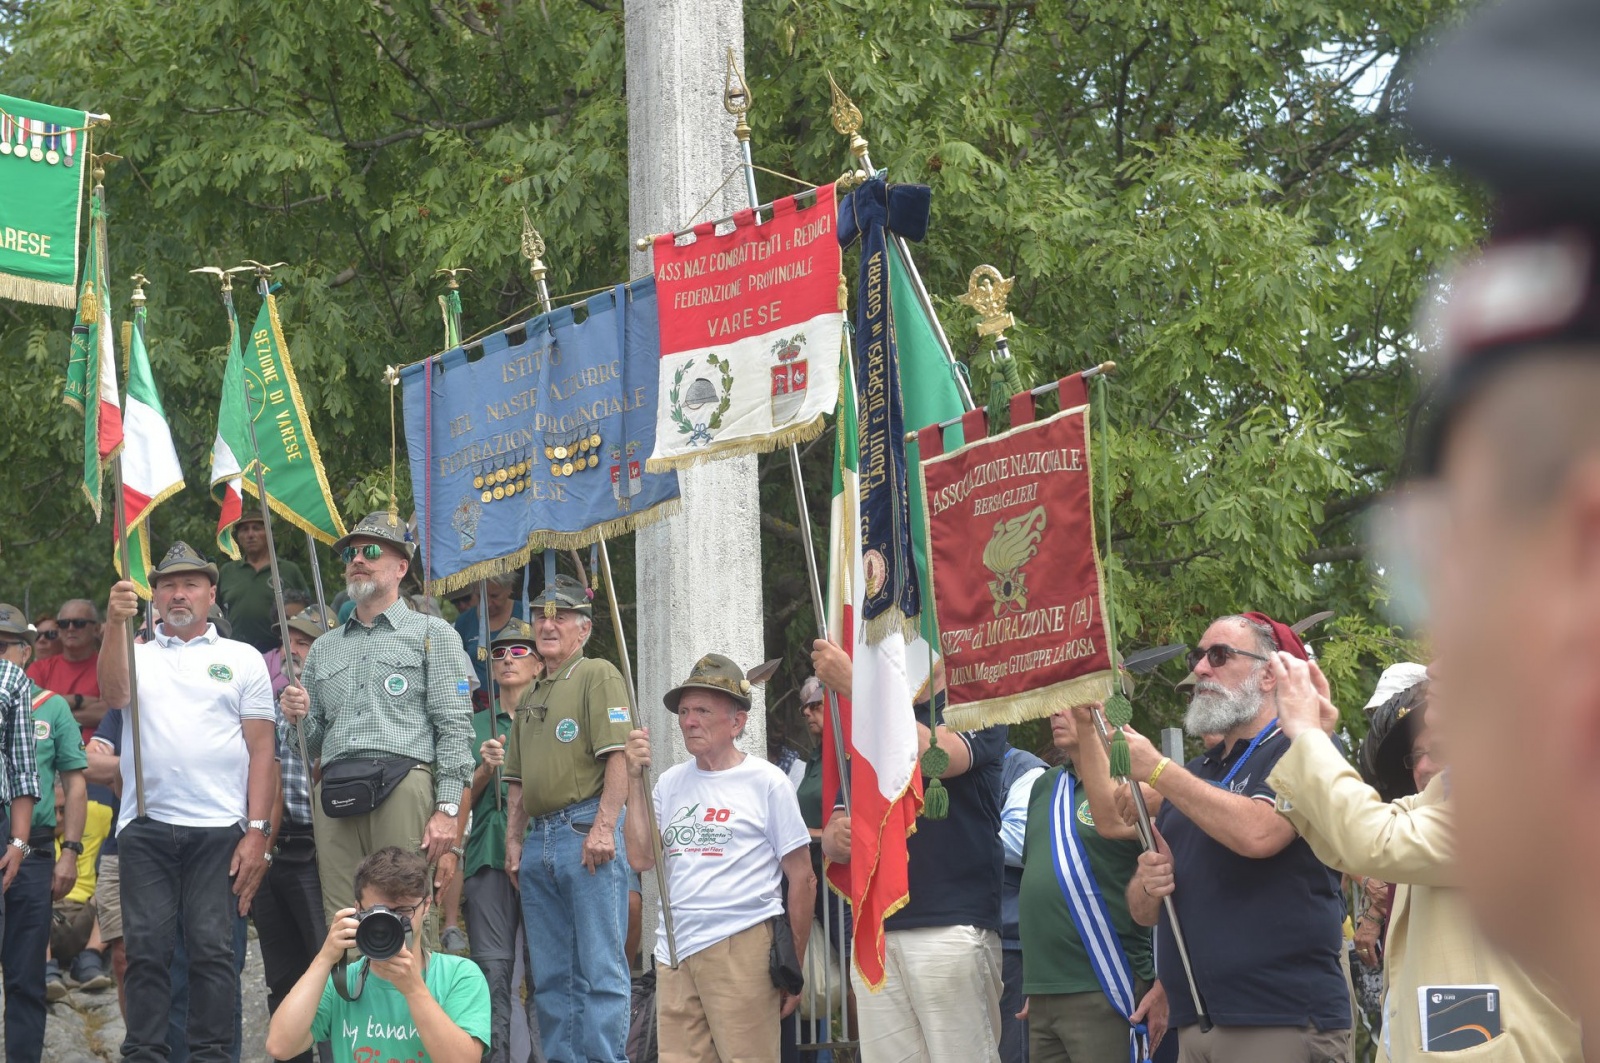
266;847;490;1063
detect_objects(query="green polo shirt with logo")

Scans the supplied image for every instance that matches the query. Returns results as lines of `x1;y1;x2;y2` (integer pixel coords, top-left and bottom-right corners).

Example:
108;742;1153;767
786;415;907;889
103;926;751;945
28;686;87;830
464;699;515;878
503;654;631;819
1019;764;1153;995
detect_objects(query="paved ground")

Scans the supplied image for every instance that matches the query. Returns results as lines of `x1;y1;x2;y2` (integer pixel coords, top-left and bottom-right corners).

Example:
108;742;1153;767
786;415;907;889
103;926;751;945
5;936;273;1063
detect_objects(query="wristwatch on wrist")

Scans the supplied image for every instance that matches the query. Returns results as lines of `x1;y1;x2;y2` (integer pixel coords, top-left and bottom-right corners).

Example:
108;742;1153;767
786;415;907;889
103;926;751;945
60;840;84;855
448;845;465;859
8;838;31;858
437;802;460;818
248;819;272;839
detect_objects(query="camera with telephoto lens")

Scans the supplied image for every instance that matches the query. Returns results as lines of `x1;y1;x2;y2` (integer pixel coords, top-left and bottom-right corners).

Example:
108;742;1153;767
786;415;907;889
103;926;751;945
354;906;411;961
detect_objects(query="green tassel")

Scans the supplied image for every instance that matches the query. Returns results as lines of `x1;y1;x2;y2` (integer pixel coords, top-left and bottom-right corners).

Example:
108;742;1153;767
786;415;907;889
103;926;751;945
920;743;950;778
988;372;1011;435
1109;730;1132;780
923;777;950;819
1102;691;1133;728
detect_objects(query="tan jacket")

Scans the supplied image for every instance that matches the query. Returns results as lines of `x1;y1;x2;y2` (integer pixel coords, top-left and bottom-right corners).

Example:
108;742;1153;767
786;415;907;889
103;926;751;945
1269;734;1582;1062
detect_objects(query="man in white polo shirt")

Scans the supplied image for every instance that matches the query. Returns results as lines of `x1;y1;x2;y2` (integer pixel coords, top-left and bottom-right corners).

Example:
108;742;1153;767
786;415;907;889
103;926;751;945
623;653;814;1063
99;542;277;1063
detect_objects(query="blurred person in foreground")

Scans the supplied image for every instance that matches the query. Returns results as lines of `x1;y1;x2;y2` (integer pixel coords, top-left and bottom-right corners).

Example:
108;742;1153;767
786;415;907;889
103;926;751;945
265;846;490;1063
1392;0;1600;1047
1264;653;1582;1060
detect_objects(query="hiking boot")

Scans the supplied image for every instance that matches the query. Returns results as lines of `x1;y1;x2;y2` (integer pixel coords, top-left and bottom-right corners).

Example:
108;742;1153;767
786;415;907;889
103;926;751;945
45;960;68;1003
68;948;113;991
441;925;469;955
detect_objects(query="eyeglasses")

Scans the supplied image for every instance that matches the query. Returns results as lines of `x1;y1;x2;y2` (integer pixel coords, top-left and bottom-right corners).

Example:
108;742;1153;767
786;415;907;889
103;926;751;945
340;543;386;563
1185;643;1270;671
491;645;535;660
0;641;23;653
1403;748;1437;770
36;630;59;640
58;619;95;629
361;900;425;920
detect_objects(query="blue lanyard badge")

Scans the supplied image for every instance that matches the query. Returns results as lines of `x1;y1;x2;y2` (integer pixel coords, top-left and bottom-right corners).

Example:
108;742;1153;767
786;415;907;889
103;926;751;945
1212;718;1278;791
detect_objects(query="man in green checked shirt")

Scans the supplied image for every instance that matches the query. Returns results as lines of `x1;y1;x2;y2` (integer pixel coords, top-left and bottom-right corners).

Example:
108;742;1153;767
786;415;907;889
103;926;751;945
280;510;475;930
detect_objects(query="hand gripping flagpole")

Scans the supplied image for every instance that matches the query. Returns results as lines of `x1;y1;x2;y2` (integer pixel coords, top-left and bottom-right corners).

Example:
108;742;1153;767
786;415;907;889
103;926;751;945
521;218;679;968
721;52;852;1049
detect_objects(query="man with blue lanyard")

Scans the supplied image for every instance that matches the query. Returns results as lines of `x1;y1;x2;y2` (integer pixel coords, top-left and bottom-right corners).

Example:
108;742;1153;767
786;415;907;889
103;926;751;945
1122;613;1350;1063
1020;704;1163;1062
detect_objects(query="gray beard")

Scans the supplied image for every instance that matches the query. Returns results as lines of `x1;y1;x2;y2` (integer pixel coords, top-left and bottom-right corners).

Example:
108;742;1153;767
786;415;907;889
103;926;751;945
164;606;197;629
347;578;382;603
1184;677;1264;737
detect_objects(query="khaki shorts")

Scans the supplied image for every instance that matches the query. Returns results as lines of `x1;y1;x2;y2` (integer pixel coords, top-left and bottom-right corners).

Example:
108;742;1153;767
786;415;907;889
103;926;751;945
95;854;122;941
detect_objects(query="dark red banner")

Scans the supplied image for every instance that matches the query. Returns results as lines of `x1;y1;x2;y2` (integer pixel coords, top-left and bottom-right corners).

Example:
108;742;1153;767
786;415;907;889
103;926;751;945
919;404;1115;729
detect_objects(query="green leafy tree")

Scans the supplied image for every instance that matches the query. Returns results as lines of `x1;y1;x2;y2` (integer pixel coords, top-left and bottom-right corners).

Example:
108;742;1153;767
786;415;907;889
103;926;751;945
0;0;1480;750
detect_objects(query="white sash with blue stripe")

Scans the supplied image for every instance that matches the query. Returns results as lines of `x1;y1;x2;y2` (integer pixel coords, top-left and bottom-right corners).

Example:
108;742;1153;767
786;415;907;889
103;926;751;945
1050;770;1149;1061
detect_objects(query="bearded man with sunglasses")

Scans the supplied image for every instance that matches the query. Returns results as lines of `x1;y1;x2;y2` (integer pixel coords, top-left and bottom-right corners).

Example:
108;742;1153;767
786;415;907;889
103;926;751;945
1120;614;1350;1063
280;511;475;934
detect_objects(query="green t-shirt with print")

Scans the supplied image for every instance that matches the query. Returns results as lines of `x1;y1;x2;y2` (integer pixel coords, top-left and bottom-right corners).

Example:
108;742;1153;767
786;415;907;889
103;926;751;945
29;688;86;830
312;952;491;1062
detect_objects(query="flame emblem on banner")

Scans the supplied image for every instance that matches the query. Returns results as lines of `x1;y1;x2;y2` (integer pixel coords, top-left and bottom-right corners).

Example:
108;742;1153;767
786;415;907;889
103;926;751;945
982;506;1047;616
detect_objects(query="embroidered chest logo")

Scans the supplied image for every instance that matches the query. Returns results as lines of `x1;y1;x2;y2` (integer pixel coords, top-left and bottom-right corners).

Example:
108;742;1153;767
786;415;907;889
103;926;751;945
33;720;49;741
208;663;234;683
1076;800;1095;828
384;673;409;697
554;718;579;743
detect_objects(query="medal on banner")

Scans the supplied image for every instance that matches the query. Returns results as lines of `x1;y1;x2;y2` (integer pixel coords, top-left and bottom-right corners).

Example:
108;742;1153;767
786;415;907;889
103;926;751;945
0;112;11;156
62;126;75;168
28;118;43;162
45;123;59;165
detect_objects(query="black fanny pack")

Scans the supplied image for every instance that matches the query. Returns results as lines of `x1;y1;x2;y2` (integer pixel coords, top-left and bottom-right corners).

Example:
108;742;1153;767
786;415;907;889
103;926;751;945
320;757;421;819
769;915;803;995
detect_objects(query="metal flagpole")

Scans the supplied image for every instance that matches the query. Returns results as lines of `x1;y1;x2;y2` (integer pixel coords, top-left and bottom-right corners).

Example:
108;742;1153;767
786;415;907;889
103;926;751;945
721;52;853;1050
521;219;679;967
305;533;329;619
110;266;148;818
827;75;974;411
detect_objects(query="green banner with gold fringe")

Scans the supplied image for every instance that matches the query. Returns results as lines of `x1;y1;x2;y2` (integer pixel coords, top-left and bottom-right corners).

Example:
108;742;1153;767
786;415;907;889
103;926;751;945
0;94;92;309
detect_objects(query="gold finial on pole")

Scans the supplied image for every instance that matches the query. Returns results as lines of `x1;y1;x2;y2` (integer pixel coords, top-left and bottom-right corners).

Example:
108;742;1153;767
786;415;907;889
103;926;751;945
723;46;752;143
434;266;473;290
129;273;148;308
826;71;869;161
383;364;402;518
188;265;252;293
957;264;1017;339
520;209;548;286
90;151;122;194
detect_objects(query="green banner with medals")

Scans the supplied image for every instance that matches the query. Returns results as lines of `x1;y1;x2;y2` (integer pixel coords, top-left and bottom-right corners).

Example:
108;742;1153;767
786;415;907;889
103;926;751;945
0;94;92;309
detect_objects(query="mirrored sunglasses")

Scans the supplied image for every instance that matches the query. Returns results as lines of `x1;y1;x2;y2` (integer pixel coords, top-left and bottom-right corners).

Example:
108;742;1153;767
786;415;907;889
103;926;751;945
340;543;386;563
490;644;535;661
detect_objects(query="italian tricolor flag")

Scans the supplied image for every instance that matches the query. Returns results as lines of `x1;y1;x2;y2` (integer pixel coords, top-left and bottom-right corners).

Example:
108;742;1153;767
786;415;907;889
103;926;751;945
208;292;248;558
823;342;923;990
62;191;122;520
115;302;185;598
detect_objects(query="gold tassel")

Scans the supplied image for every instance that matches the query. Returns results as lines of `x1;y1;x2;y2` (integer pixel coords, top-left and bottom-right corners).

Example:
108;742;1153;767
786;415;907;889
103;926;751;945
78;283;98;324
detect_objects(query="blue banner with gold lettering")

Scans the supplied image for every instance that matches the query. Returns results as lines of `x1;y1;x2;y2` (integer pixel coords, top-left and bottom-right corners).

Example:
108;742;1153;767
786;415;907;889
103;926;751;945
401;277;680;591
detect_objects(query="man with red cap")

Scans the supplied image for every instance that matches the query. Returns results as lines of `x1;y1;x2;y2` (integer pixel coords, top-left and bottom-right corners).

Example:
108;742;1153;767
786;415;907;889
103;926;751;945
1119;613;1350;1062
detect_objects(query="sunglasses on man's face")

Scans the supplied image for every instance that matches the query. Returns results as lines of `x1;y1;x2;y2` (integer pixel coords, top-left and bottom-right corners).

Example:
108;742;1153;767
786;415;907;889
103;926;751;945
491;645;535;661
0;641;24;653
340;543;386;564
1185;643;1271;672
58;619;95;630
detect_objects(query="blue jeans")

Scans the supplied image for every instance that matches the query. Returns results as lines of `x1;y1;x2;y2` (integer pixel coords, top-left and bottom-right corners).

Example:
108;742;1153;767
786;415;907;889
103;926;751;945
119;819;244;1063
168;909;248;1063
518;797;629;1063
2;846;54;1063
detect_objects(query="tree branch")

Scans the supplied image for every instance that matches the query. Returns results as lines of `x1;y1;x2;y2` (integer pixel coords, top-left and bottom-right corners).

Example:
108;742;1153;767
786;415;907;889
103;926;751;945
346;114;513;152
1302;544;1363;564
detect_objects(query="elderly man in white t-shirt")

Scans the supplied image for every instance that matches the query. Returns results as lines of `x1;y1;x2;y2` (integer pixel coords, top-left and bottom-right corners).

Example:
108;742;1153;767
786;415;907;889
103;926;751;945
623;654;815;1063
100;542;277;1063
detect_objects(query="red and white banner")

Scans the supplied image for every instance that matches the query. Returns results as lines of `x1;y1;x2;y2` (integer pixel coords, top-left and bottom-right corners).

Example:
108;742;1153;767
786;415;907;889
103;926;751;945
647;184;842;470
917;381;1116;730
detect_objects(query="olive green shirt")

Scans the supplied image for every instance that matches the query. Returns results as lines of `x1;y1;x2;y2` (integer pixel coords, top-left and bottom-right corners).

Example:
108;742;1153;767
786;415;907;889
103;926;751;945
464;700;514;878
299;598;474;807
503;653;631;818
217;557;308;653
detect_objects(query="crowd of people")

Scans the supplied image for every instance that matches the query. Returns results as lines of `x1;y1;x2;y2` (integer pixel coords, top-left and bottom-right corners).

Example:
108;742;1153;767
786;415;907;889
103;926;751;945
4;508;1580;1063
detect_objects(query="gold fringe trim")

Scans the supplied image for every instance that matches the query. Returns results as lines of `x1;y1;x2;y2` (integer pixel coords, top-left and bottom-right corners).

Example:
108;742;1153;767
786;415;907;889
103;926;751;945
240;476;348;552
263;292;349;542
125;478;187;540
424;497;683;596
644;415;826;473
0;273;76;309
862;608;920;648
940;670;1116;732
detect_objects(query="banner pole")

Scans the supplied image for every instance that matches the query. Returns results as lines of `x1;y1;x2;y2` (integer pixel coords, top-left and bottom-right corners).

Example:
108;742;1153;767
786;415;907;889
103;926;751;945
306;531;329;619
523;222;679;968
109;456;148;819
